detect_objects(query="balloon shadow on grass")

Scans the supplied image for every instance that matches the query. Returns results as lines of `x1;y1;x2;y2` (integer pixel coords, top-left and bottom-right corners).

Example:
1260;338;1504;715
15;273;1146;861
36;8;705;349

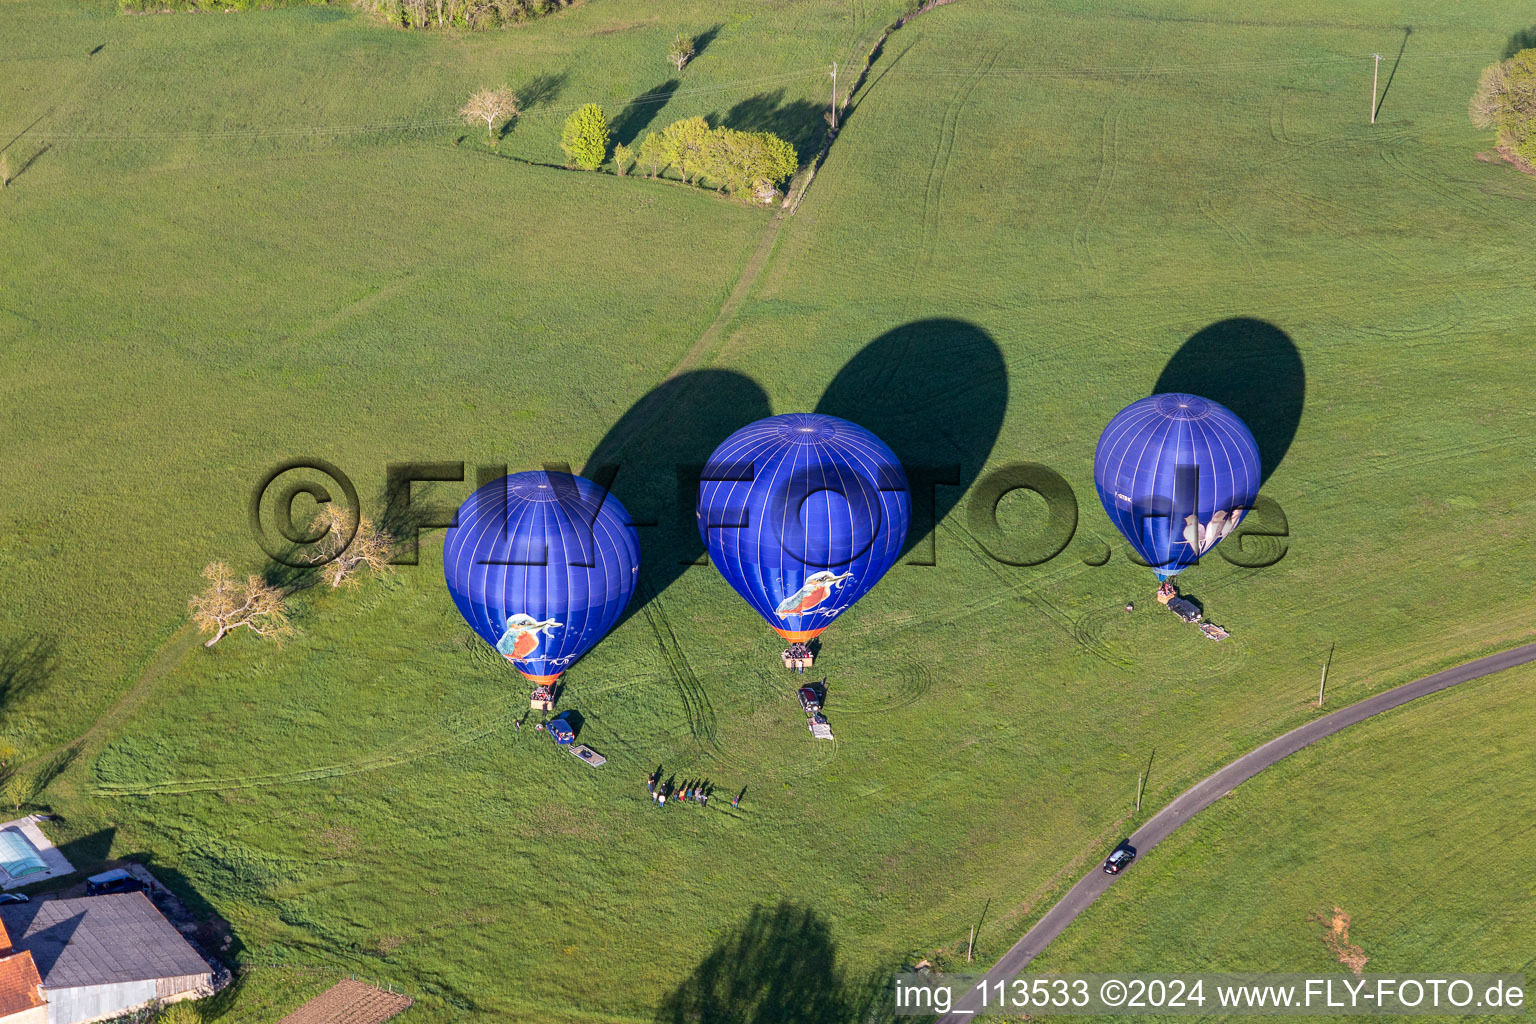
582;369;772;629
655;901;898;1024
1153;317;1304;487
815;319;1008;564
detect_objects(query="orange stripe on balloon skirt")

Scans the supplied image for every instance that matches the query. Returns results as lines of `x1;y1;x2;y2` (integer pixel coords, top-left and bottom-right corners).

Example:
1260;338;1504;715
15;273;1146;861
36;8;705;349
773;626;827;643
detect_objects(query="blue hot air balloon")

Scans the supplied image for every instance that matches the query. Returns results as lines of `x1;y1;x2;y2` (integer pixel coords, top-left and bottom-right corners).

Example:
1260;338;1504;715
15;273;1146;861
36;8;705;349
443;470;640;683
1094;393;1261;581
697;413;910;645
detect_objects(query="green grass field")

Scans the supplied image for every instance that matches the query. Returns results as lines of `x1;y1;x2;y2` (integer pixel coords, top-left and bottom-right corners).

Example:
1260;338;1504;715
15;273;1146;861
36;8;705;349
1031;664;1536;1023
2;0;1535;1019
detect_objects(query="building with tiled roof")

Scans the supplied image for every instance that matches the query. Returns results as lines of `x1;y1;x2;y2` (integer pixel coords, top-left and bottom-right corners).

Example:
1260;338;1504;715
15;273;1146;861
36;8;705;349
0;893;211;1024
0;918;46;1024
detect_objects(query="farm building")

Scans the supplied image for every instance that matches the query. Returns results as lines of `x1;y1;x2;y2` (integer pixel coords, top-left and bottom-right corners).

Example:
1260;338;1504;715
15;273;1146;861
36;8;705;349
0;917;46;1024
0;893;211;1024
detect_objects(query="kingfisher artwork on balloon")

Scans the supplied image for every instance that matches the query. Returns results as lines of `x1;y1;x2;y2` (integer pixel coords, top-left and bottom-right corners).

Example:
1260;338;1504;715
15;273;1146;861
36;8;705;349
443;469;640;687
697;412;910;653
1094;392;1261;586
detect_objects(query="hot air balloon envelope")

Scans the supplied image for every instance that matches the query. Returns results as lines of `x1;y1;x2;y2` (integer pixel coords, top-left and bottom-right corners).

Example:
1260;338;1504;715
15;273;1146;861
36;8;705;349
443;470;640;681
697;413;910;642
1094;393;1260;580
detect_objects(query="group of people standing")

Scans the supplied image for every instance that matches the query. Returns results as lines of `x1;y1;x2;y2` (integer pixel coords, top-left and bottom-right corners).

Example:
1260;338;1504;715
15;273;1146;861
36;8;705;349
647;768;740;809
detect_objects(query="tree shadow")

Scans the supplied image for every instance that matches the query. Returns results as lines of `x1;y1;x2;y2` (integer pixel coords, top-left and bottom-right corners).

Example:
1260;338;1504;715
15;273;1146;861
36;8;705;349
1503;25;1536;59
260;544;321;593
816;319;1008;564
1152;317;1304;487
519;71;569;111
611;79;680;147
691;23;722;59
0;634;57;711
656;901;897;1024
23;745;78;811
1374;26;1411;121
582;369;772;628
719;88;827;159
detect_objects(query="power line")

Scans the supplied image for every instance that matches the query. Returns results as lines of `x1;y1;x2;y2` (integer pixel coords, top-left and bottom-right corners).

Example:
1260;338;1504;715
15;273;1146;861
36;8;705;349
33;66;831;143
870;51;1504;77
20;46;1503;145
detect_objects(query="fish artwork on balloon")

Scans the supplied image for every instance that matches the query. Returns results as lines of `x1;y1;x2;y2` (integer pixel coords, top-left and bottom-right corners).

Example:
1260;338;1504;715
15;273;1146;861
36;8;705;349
495;614;563;661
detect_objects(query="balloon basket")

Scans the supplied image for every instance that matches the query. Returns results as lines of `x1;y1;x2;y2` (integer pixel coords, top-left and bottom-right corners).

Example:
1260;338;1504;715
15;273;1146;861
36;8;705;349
1155;581;1177;605
781;643;814;673
529;684;558;711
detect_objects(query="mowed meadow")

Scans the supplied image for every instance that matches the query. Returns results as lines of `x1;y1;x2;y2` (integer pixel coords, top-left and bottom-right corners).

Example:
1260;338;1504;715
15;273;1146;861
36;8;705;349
1032;664;1536;1023
2;0;1535;1019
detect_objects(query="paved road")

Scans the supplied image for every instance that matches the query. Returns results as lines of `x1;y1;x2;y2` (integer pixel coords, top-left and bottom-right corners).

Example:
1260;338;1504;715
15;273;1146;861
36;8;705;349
936;640;1536;1022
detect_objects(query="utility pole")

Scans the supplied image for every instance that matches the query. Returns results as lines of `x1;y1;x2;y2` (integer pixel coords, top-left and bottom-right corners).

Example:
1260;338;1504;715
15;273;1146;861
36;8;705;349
1135;771;1144;812
1370;53;1381;124
829;62;841;132
967;925;975;962
1319;642;1335;707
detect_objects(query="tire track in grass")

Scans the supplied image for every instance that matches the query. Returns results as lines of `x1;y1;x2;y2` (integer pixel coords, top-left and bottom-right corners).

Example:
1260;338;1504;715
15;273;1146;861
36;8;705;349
833;655;933;715
1275;187;1409;271
28;624;202;791
92;691;520;796
903;36;1008;315
1071;105;1121;275
639;586;718;748
1378;145;1496;220
630;4;935;396
1308;437;1505;496
1267;90;1299;147
938;519;1131;667
1070;44;1159;277
1195;188;1266;278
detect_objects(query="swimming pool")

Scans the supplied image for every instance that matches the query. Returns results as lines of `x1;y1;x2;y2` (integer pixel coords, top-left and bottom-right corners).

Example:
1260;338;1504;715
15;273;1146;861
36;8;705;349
0;828;48;879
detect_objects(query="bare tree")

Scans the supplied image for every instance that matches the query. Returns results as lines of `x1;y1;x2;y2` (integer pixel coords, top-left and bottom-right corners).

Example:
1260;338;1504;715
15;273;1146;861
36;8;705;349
189;563;294;647
461;86;521;144
668;33;696;72
309;505;393;588
1470;60;1510;129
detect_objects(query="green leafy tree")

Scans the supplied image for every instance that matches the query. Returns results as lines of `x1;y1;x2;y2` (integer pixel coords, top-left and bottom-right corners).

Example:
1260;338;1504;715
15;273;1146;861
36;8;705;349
661;116;711;184
748;131;798;194
613;141;633;176
699;127;749;193
638;132;669;178
1470;48;1536;165
698;128;798;197
561;103;610;170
